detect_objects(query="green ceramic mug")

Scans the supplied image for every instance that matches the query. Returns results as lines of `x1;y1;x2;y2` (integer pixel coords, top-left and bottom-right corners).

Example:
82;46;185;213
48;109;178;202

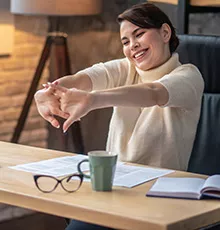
77;150;118;191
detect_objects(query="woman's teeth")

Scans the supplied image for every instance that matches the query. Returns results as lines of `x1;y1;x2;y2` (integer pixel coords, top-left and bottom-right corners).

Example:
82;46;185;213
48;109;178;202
134;50;145;59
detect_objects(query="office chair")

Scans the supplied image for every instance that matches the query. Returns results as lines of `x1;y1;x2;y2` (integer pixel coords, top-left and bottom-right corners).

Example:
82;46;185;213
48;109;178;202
176;34;220;175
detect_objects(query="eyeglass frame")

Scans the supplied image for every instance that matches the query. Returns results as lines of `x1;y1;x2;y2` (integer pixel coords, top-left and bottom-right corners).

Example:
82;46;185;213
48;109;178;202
33;173;84;193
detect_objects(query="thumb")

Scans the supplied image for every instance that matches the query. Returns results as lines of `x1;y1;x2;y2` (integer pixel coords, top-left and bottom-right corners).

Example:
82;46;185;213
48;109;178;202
63;116;75;133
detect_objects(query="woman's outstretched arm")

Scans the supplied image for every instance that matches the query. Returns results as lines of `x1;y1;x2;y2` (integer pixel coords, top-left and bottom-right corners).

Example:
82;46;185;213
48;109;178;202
53;72;93;91
49;82;168;132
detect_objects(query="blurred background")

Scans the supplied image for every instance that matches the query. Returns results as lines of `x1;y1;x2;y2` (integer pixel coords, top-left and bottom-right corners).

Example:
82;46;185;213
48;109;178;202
0;0;220;229
1;0;219;154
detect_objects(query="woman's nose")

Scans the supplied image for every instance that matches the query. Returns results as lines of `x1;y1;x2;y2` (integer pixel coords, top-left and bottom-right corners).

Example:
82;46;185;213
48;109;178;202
131;41;140;50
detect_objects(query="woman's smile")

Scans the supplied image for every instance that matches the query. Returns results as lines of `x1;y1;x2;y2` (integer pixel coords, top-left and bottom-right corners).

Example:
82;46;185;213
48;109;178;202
120;20;171;70
133;48;149;62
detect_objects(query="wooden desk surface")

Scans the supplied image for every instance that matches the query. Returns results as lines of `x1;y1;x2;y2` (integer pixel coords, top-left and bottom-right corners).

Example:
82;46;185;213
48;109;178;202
1;141;220;230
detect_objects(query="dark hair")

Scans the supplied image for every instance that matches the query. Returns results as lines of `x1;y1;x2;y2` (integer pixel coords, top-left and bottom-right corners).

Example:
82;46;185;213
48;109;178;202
117;3;179;53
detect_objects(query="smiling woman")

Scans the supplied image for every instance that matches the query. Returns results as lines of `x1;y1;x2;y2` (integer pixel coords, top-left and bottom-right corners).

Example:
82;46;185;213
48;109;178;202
34;3;204;229
120;21;171;70
35;2;204;171
118;3;178;71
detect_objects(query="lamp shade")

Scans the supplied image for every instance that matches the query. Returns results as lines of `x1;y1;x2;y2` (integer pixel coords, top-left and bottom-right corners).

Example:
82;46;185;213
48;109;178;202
10;0;102;16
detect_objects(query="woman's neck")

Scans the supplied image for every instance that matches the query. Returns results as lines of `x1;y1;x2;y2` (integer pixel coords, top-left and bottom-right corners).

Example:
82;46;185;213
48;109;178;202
148;48;171;71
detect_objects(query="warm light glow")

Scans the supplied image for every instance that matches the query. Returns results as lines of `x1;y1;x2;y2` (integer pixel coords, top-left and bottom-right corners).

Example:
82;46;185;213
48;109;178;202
0;23;14;54
11;0;102;16
0;5;14;55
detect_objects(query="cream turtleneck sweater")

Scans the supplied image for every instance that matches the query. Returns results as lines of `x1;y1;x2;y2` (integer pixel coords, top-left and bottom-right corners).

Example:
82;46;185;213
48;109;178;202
80;53;204;170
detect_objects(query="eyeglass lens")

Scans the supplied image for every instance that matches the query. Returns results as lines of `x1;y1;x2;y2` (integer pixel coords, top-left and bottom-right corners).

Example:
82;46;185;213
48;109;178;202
36;176;58;192
61;176;82;192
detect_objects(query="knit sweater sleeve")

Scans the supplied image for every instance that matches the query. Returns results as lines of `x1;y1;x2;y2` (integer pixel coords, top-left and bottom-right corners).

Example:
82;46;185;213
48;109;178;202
156;64;204;109
77;58;129;91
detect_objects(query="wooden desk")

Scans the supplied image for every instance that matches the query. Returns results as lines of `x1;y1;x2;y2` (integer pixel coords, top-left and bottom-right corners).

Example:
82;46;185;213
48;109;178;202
1;141;220;230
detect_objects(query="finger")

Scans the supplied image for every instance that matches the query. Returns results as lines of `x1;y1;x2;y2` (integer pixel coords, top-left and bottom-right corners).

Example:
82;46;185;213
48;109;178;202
63;115;76;133
49;84;68;93
53;80;59;85
42;83;49;89
50;107;69;119
50;87;67;98
50;118;60;129
53;93;60;100
47;81;58;86
45;86;56;96
63;113;82;133
55;110;70;119
42;82;52;89
44;114;60;128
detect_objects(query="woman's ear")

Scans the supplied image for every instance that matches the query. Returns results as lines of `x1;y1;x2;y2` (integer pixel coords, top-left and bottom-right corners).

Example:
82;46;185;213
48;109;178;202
160;23;171;43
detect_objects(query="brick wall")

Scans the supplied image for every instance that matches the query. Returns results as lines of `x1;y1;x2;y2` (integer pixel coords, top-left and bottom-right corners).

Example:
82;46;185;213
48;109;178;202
0;15;49;148
0;1;129;150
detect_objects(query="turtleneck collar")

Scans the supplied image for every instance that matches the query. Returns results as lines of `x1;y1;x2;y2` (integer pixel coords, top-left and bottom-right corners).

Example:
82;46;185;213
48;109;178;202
135;53;181;83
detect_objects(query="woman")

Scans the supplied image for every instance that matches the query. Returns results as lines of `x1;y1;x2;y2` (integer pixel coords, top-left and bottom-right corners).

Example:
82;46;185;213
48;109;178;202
35;3;204;229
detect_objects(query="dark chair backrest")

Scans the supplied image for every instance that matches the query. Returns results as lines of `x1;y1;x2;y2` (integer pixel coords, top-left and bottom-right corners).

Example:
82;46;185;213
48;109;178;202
177;34;220;175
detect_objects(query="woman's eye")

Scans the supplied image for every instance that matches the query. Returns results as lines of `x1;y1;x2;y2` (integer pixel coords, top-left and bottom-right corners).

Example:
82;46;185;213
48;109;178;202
136;32;144;38
123;41;129;46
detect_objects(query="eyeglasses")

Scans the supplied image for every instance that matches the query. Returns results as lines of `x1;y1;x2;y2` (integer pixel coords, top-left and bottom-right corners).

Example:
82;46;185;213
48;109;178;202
33;173;83;193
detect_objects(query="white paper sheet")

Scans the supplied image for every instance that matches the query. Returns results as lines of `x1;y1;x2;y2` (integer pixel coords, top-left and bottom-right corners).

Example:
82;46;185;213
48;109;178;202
10;155;89;177
113;165;174;188
10;155;174;188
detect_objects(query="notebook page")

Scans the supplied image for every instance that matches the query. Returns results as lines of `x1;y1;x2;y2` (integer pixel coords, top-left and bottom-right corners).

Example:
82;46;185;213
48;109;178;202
147;177;205;198
201;175;220;192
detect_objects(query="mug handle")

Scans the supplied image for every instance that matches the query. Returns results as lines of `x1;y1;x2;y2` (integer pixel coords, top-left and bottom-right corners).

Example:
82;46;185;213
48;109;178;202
77;159;91;179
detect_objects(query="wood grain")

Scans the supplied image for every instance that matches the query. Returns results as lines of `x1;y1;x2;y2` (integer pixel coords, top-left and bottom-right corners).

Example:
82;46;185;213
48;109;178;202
1;141;220;230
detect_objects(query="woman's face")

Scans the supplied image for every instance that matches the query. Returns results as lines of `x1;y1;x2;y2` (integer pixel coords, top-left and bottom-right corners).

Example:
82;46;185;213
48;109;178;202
120;20;171;71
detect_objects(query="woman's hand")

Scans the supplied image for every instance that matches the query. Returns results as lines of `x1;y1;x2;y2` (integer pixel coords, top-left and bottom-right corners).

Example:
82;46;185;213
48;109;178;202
34;86;69;128
49;84;93;133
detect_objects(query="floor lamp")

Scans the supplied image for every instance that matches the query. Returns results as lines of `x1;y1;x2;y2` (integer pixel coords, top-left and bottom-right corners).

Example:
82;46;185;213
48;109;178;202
10;0;102;153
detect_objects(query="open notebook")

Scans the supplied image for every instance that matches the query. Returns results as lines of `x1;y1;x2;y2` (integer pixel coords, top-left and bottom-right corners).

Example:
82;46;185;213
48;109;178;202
146;175;220;200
